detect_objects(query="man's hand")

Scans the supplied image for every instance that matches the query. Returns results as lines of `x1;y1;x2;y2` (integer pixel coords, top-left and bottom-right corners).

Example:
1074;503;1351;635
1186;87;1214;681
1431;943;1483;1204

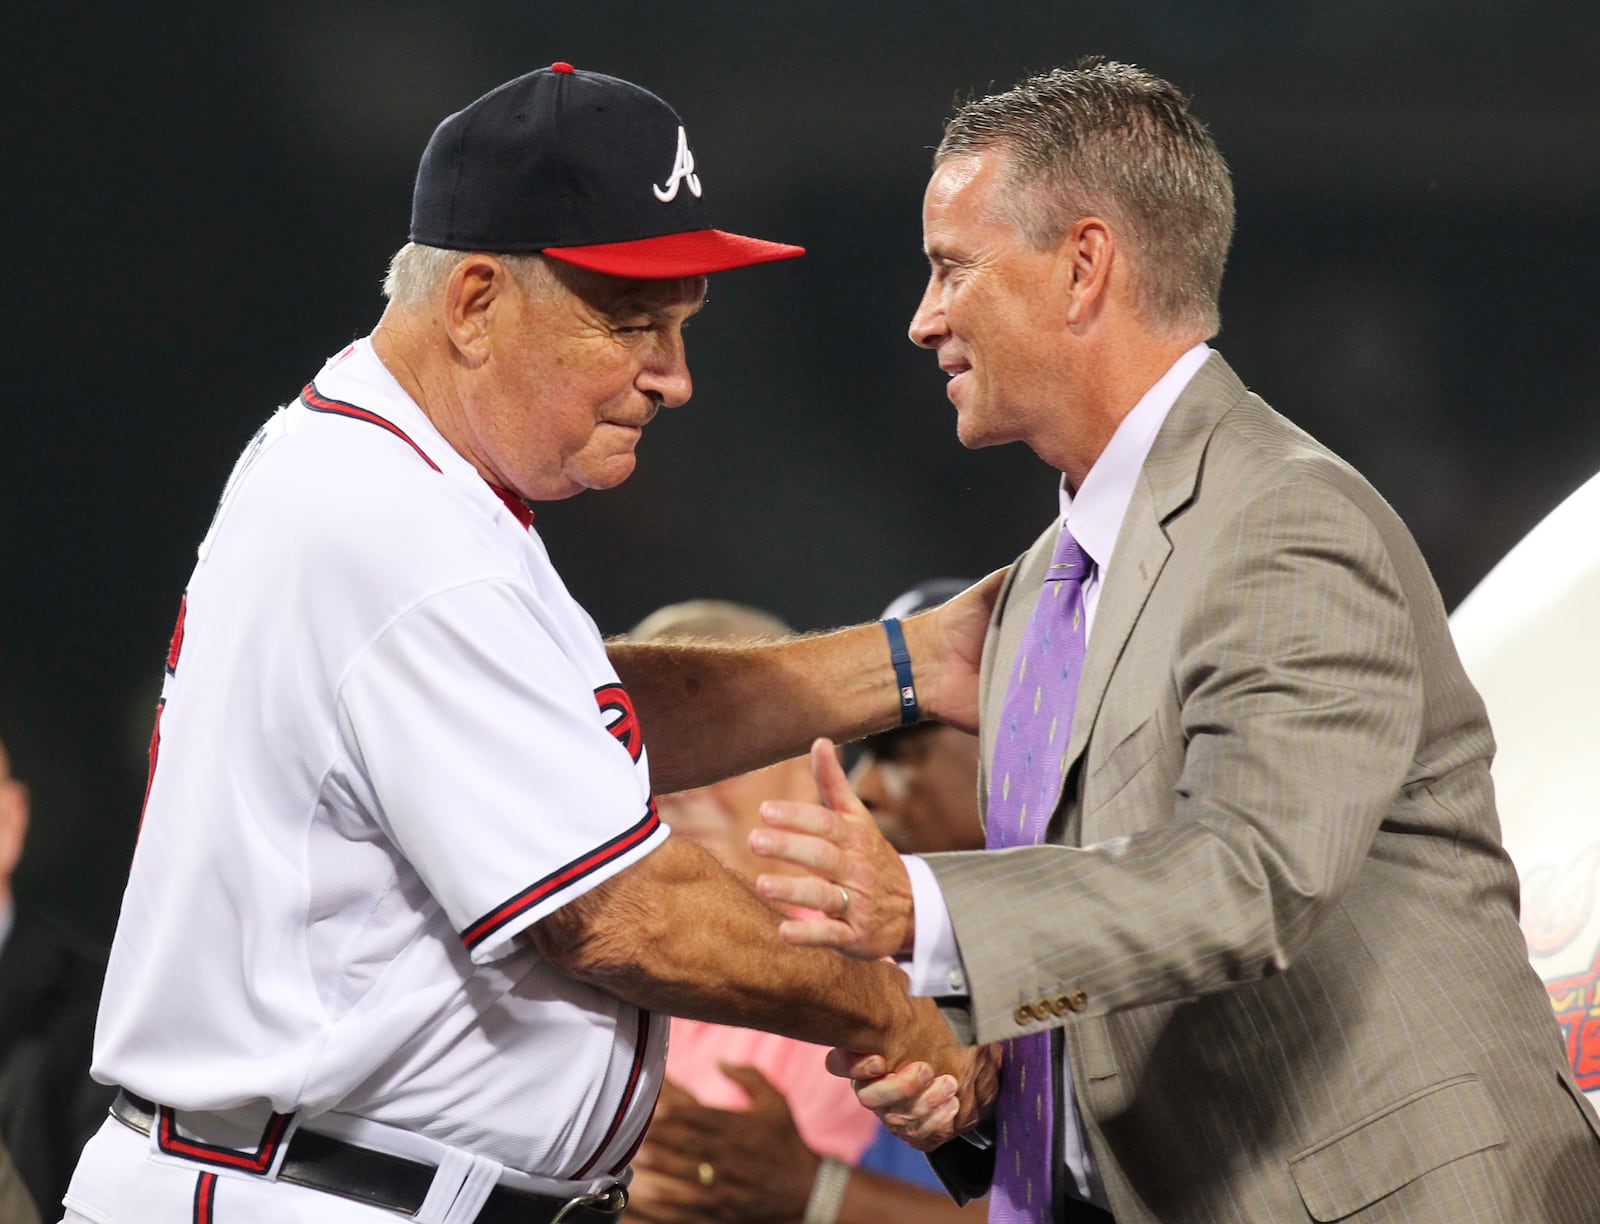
826;1043;1002;1151
751;739;915;959
627;1070;819;1223
903;568;1007;734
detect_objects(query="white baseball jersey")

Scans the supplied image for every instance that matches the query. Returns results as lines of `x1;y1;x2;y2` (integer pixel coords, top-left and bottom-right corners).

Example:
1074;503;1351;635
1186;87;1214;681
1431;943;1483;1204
91;337;670;1189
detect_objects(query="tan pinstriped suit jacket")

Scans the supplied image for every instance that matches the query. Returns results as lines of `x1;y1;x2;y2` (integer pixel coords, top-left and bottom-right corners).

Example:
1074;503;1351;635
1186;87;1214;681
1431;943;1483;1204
925;354;1600;1221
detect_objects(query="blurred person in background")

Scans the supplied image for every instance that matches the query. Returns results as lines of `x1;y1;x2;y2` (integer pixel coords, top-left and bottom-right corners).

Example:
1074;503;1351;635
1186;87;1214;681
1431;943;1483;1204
1;1134;40;1224
853;580;985;859
626;592;985;1223
0;732;114;1220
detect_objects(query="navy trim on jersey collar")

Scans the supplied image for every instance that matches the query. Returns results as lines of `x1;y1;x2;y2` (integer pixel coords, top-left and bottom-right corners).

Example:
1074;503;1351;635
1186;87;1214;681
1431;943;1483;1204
301;383;537;528
300;383;442;473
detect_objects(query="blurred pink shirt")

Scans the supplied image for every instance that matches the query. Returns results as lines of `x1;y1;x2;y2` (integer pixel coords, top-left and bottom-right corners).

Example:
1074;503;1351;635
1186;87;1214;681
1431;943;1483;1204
665;1018;880;1162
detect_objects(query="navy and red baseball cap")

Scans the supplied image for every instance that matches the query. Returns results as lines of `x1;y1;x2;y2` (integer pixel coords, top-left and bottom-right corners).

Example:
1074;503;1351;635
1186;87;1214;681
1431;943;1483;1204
409;62;804;279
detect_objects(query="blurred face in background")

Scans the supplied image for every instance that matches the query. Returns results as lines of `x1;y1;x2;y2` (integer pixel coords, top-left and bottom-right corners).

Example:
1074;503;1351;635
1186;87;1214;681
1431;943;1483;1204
851;722;983;855
0;741;27;904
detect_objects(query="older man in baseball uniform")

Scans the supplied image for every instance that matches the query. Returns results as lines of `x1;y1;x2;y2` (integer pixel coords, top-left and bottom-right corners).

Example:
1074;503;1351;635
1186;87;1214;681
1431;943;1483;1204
63;64;994;1224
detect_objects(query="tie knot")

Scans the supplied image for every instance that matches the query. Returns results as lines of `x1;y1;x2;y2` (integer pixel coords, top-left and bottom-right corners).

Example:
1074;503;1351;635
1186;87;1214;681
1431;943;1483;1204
1046;525;1091;583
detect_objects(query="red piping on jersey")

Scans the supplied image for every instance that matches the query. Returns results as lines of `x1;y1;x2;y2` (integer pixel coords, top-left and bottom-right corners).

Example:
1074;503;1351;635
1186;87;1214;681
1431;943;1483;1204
461;799;661;951
166;593;188;674
300;383;442;472
156;1103;294;1173
192;1172;217;1224
609;1063;661;1175
574;1007;654;1179
138;699;166;835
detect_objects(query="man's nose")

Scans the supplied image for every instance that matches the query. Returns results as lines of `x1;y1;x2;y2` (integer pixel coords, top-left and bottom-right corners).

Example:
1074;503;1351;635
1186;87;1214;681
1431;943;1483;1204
642;334;693;408
908;280;945;349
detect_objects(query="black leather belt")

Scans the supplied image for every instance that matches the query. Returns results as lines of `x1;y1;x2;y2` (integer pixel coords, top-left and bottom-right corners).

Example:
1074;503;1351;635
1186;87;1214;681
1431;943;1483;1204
111;1090;627;1223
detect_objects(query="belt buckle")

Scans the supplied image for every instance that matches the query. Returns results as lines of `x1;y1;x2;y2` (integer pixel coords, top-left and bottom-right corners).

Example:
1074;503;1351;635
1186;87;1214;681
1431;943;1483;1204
549;1182;627;1222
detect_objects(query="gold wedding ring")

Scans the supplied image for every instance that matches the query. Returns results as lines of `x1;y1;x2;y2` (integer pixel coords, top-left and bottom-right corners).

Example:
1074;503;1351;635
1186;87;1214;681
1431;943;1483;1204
697;1161;716;1187
836;884;850;915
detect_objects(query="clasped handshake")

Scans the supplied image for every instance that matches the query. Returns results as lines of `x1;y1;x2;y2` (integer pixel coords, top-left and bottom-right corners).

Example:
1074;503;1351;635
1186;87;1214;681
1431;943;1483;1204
751;737;1000;1151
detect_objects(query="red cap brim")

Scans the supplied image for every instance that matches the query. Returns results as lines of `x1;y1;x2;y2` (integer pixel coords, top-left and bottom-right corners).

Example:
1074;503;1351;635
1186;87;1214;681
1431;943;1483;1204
542;229;804;278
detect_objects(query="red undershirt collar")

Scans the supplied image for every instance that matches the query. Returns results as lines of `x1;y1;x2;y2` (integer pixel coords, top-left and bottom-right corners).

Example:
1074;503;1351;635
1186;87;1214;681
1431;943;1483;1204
488;484;535;529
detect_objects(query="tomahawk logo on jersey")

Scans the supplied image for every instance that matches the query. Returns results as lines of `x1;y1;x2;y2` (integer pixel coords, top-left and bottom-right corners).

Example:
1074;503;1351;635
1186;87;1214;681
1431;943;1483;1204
594;683;644;763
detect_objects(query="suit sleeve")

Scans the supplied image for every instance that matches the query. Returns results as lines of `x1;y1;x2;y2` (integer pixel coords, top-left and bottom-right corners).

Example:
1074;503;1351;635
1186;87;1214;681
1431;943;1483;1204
926;1135;998;1205
925;475;1425;1044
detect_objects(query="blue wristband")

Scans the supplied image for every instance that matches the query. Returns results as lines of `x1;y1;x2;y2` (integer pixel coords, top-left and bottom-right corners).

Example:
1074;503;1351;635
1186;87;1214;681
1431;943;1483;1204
881;617;920;726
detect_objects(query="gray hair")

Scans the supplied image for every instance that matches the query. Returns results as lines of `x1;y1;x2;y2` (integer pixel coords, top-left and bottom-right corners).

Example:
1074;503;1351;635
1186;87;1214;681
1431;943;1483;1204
381;243;555;310
936;58;1234;339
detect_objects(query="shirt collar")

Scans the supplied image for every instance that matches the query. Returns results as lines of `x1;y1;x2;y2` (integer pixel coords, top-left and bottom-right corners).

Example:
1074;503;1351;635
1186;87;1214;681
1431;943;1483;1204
1059;342;1211;573
323;337;535;528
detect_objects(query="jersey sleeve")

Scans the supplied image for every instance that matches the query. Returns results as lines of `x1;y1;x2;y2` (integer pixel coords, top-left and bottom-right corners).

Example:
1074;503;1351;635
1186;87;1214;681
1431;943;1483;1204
335;577;666;963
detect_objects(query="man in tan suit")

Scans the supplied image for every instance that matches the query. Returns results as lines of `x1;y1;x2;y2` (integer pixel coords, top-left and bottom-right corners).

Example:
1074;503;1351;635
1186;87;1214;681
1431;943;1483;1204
751;61;1600;1221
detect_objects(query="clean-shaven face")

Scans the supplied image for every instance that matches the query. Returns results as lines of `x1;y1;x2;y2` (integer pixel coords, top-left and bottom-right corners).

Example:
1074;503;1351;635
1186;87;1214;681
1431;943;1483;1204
475;266;706;500
908;150;1073;451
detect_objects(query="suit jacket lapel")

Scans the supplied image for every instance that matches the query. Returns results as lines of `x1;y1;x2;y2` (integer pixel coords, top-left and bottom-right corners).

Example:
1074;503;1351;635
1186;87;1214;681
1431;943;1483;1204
1057;354;1248;799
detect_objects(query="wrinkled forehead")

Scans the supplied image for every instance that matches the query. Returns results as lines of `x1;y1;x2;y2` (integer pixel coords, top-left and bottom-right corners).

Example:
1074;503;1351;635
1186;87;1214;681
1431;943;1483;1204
610;274;708;315
921;151;1016;245
926;153;989;203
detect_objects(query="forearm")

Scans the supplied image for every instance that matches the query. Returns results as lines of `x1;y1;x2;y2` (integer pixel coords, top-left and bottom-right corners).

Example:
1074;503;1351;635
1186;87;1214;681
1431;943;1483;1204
607;622;908;793
533;836;947;1062
606;565;1010;794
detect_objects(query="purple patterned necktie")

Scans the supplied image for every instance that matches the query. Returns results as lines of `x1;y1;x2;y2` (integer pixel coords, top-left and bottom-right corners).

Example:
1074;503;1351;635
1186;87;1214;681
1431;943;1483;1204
985;522;1091;1223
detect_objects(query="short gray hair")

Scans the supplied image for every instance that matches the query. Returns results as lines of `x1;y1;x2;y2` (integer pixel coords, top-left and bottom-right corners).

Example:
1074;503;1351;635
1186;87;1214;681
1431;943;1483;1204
937;59;1234;339
381;243;555;310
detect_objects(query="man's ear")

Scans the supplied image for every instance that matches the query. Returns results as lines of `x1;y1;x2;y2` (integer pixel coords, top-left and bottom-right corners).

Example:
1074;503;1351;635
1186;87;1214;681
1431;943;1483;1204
442;254;511;365
1060;216;1115;326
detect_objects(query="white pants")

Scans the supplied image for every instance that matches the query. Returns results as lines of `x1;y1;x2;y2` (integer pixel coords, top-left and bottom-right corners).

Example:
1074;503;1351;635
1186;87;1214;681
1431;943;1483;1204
63;1119;433;1223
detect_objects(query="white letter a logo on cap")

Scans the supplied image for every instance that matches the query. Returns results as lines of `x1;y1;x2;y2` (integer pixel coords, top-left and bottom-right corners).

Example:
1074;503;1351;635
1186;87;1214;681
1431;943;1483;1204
653;127;703;202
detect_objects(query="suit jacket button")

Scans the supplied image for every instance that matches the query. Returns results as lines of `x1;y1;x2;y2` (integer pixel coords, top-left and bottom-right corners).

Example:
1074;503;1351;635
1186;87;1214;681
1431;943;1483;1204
1050;994;1072;1016
1013;1005;1033;1027
1065;990;1088;1012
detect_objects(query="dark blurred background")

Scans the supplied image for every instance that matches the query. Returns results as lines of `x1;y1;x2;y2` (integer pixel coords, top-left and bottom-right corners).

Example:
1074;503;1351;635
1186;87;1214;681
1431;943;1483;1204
4;1;1598;945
